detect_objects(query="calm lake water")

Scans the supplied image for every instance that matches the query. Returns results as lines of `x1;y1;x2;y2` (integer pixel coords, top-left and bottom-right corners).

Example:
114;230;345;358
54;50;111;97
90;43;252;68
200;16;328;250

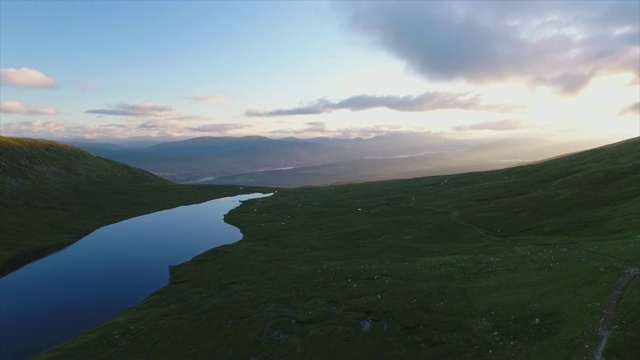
0;193;271;359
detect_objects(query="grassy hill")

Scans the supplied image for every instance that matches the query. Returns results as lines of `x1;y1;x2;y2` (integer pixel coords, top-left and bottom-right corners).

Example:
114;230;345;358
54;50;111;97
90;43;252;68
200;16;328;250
0;136;264;276
36;137;640;359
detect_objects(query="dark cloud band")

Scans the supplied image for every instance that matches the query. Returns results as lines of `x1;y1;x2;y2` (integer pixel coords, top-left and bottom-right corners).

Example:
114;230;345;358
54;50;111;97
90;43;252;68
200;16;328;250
342;1;639;95
244;91;515;117
86;103;171;117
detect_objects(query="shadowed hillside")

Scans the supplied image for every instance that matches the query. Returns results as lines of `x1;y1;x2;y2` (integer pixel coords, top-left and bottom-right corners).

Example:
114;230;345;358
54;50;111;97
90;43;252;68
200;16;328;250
0;137;266;275
38;137;639;359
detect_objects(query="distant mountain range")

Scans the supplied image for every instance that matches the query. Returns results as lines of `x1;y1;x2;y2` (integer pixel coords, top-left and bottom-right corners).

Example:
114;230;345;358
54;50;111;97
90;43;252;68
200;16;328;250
66;133;611;187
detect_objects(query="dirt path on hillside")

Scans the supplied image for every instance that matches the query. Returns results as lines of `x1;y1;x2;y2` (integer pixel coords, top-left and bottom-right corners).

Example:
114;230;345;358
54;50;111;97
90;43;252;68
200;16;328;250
594;267;640;360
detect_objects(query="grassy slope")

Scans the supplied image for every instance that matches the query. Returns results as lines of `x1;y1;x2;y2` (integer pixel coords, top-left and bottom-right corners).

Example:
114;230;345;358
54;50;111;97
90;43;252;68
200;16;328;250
39;137;640;359
0;136;266;276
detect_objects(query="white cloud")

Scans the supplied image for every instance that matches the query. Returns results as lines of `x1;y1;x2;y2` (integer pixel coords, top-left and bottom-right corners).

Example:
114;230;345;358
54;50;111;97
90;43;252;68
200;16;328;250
189;123;248;132
0;101;59;116
1;119;249;140
0;67;57;88
268;122;404;139
452;119;528;131
618;101;640;116
80;83;99;92
183;95;227;104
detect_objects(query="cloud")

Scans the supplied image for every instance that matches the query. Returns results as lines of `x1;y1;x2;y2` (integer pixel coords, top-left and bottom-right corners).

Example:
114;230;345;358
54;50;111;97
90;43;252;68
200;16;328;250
86;102;172;117
189;123;248;132
0;67;57;88
1;119;248;140
0;101;59;116
245;91;516;117
80;83;99;92
245;100;328;117
538;72;593;95
331;92;483;111
85;102;207;122
268;122;405;139
183;95;227;104
341;1;640;94
1;120;77;138
618;101;640;116
1;120;167;140
452;119;527;131
332;125;404;139
303;121;327;132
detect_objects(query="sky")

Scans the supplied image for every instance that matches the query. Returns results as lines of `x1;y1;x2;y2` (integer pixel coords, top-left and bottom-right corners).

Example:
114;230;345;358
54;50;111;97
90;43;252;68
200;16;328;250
0;0;638;143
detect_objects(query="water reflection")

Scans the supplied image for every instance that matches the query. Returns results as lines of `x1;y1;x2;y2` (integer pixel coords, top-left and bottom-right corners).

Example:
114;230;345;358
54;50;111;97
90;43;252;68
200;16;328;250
0;193;271;359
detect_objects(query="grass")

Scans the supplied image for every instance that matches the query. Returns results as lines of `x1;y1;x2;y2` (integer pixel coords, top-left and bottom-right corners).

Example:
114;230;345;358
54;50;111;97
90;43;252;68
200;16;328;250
24;136;640;359
0;136;267;276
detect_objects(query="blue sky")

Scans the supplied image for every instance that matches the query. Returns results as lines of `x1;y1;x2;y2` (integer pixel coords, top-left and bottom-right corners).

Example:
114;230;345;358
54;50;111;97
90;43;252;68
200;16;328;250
1;1;638;142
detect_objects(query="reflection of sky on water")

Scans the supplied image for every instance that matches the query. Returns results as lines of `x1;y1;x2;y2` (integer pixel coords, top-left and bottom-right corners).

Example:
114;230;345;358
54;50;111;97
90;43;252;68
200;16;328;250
0;193;271;359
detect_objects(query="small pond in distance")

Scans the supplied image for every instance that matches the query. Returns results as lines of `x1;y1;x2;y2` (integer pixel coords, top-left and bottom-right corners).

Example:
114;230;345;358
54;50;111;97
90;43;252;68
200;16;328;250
0;193;271;359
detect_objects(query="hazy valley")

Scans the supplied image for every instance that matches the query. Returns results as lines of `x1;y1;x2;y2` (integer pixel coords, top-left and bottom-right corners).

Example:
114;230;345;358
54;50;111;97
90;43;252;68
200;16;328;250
66;133;612;187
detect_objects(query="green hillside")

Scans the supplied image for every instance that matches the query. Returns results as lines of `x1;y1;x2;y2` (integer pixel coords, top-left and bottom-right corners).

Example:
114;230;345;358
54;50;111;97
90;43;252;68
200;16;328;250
0;136;263;275
37;137;640;359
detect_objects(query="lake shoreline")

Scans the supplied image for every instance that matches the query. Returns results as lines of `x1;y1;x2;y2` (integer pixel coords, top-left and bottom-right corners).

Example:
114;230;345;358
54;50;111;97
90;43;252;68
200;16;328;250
1;193;271;359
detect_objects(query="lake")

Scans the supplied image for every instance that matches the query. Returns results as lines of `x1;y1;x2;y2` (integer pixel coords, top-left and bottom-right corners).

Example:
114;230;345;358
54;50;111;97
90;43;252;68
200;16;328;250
0;193;271;359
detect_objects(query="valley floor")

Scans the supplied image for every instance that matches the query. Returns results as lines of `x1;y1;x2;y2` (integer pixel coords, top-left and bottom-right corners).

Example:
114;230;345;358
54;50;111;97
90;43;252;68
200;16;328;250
37;138;640;359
